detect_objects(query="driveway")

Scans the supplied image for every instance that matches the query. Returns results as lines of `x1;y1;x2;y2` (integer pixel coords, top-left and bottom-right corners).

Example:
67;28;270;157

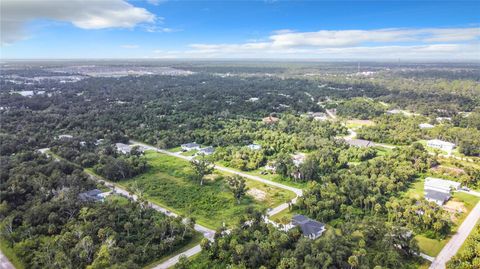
0;251;15;269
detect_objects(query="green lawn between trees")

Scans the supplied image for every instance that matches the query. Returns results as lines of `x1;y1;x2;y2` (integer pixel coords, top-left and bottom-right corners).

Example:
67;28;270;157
119;151;295;229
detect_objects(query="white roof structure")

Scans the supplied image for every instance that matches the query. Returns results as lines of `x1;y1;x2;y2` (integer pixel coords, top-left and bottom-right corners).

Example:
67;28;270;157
424;177;461;193
419;123;434;129
116;143;132;154
426;139;455;151
247;144;262;150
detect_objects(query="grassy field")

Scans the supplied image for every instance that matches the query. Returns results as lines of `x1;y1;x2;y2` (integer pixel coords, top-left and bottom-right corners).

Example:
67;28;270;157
415;235;447;257
0;240;25;269
120;151;295;229
216;164;308;189
270;208;297;224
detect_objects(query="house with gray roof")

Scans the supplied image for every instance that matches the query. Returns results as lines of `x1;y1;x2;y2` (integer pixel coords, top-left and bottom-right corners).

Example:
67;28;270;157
78;189;104;202
181;142;200;151
291;215;326;239
198;146;215;155
425;189;451;206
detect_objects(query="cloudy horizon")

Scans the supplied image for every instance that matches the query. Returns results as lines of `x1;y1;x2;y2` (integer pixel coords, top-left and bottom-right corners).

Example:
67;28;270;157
1;0;479;60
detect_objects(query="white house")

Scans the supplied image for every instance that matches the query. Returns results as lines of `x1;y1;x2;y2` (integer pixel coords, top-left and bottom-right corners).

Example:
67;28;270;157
181;142;200;151
247;144;262;150
419;123;434;129
424;177;460;206
116;143;132;154
426;139;455;152
424;177;461;193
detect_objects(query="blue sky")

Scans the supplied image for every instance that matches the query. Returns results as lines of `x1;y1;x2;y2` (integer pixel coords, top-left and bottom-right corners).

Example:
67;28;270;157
1;0;479;60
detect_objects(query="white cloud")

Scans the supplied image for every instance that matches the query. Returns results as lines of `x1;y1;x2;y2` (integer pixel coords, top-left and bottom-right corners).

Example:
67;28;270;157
267;27;480;48
175;27;480;60
0;0;155;44
121;44;139;49
147;0;166;6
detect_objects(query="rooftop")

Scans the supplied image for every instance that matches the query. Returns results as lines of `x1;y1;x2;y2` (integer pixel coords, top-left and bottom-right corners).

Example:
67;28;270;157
292;215;325;238
425;177;461;192
425;189;451;204
427;139;455;147
345;138;374;147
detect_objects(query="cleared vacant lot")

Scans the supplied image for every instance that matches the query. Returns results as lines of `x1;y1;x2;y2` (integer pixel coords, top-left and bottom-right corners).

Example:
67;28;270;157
120;151;295;228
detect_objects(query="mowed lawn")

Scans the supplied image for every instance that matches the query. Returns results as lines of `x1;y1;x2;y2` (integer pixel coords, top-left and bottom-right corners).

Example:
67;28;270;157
120;151;295;229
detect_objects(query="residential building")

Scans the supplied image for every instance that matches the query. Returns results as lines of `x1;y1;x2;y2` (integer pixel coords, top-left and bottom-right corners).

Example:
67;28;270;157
424;189;451;206
116;143;132;154
247;144;262;150
198;146;215;155
424;177;461;193
57;134;73;139
78;189;105;202
345;138;374;148
419;123;434;129
426;139;455;152
262;116;279;124
291;215;326;239
306;112;328;121
181;142;200;151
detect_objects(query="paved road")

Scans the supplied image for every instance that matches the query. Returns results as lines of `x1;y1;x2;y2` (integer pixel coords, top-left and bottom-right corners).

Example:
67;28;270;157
430;201;480;269
0;250;15;269
155;244;202;269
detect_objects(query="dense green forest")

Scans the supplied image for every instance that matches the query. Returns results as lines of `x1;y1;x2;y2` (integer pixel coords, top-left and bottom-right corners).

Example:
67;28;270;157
0;153;195;268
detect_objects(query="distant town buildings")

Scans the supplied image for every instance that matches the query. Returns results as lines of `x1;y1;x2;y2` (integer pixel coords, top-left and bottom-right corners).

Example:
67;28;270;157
419;123;434;129
181;142;201;151
424;177;461;206
291;215;326;240
426;139;455;152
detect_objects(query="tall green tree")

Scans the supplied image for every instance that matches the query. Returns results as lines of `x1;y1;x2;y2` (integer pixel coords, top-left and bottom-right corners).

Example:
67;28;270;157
190;154;215;185
227;175;249;204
